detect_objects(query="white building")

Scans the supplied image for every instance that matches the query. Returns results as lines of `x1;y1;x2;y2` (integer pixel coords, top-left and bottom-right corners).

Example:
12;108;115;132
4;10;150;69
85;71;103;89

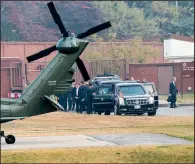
164;35;194;63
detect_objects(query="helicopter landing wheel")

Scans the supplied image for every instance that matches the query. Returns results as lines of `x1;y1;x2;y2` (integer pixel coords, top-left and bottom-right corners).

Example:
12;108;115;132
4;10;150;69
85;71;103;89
5;135;16;144
1;131;16;144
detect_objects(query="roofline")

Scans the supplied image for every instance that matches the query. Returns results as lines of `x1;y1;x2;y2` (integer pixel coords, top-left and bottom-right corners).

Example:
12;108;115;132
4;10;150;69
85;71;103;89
163;35;194;43
165;56;194;59
1;56;18;59
1;57;19;59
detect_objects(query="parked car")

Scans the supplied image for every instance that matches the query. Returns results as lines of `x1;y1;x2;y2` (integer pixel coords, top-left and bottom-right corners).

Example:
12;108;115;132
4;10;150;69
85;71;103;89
123;80;138;83
94;80;122;86
92;80;122;115
112;82;157;116
96;73;121;80
142;82;159;110
90;73;121;85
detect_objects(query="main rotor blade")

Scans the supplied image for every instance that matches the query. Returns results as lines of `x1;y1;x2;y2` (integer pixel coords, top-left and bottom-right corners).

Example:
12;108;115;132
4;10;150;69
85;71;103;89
77;21;111;39
26;45;57;63
76;57;90;81
47;2;69;37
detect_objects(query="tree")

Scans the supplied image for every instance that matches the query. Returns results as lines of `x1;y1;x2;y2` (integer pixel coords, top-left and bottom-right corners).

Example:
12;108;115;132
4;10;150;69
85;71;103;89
107;37;160;63
83;51;104;60
1;1;103;41
1;1;194;41
1;2;21;41
88;34;104;42
92;1;159;40
150;1;194;36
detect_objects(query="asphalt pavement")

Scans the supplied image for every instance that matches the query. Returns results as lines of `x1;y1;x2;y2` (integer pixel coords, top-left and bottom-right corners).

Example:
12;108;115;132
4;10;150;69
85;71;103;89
1;106;194;150
91;106;194;116
155;106;194;116
1;133;193;150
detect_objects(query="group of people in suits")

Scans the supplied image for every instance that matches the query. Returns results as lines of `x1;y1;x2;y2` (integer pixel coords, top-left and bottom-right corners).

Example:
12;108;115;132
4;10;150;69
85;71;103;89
57;81;95;114
56;76;179;112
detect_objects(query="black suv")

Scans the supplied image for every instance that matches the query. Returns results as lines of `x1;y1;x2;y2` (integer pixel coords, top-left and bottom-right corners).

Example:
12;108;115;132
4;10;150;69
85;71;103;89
113;83;157;116
92;80;122;115
90;73;121;85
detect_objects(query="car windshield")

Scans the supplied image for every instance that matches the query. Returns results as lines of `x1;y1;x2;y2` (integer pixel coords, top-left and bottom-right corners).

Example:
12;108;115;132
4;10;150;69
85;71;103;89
118;85;145;96
143;84;154;94
96;85;113;95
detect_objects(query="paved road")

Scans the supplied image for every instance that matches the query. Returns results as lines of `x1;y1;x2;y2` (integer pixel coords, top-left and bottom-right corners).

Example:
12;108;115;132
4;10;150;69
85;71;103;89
1;133;193;150
1;106;194;150
89;106;194;116
156;106;194;116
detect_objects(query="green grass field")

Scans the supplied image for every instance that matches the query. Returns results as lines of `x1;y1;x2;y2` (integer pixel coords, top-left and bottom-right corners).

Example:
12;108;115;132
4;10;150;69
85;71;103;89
2;112;194;141
2;145;194;163
1;112;194;163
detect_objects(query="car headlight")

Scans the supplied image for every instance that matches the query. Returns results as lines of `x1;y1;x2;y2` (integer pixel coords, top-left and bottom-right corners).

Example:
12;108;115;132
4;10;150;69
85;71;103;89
148;97;154;104
119;97;125;105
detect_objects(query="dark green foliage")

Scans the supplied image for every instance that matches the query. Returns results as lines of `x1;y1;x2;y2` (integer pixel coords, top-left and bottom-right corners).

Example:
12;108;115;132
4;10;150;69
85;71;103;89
1;1;194;41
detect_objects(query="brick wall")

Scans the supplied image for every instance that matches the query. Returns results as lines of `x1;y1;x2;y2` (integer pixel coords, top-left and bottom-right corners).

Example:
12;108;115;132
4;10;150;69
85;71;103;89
129;62;194;95
1;41;165;63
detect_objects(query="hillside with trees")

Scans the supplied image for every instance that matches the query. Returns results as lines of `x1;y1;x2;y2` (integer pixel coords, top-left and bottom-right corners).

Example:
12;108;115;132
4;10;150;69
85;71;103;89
1;1;194;42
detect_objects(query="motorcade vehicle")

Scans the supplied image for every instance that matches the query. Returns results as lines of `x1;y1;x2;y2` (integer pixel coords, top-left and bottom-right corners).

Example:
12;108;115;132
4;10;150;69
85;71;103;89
92;80;122;115
123;80;138;83
90;73;121;85
112;82;157;116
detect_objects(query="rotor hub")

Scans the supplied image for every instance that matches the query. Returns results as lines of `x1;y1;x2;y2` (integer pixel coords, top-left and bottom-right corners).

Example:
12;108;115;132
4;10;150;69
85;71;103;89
56;37;79;54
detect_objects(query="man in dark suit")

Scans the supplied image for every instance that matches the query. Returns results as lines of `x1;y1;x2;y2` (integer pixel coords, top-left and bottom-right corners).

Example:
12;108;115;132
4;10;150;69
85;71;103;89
85;83;93;114
57;93;67;112
71;82;76;111
74;83;81;113
169;77;179;108
79;81;88;113
67;86;72;111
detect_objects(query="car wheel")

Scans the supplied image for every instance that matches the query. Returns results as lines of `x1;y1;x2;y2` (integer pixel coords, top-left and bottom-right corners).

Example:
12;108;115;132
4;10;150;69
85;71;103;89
105;111;111;115
5;135;15;144
98;111;102;115
148;108;157;116
86;111;91;114
114;105;121;115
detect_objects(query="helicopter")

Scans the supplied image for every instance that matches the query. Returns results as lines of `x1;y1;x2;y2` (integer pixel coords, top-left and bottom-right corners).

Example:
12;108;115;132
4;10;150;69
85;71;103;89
1;1;111;144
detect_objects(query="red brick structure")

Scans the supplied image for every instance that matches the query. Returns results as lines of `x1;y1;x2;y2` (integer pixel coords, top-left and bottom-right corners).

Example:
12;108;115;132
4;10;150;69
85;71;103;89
1;41;193;97
129;62;194;95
